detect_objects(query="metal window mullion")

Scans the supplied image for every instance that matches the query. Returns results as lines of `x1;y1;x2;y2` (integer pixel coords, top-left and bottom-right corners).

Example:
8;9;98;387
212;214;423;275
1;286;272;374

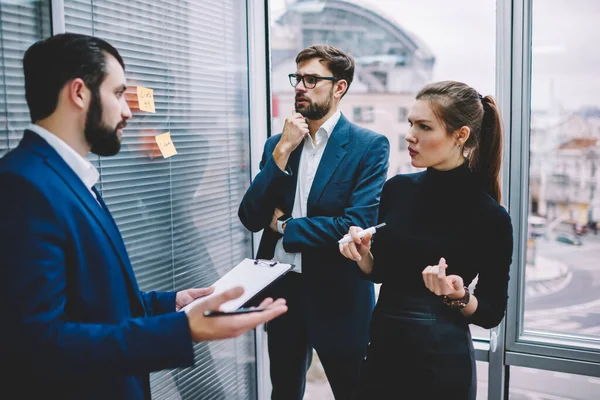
248;0;270;259
506;0;530;354
247;0;271;399
486;0;519;399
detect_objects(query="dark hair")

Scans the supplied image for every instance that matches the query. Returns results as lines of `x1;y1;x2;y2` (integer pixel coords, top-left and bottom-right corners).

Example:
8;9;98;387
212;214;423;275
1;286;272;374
296;44;354;97
23;33;125;123
416;81;503;203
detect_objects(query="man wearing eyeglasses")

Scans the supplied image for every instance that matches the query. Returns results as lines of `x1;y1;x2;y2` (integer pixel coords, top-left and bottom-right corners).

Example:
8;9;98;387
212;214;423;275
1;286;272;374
239;44;390;399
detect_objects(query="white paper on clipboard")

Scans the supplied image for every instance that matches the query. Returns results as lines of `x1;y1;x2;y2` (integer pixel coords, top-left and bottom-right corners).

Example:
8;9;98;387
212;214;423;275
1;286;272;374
180;258;294;313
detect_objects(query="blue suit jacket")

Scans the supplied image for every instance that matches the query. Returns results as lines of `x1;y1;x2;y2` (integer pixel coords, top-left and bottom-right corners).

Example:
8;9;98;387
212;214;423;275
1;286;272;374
238;114;390;353
0;131;194;400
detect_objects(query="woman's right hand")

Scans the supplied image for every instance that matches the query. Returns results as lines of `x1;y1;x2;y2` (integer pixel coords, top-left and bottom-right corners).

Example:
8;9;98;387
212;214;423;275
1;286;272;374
338;226;372;261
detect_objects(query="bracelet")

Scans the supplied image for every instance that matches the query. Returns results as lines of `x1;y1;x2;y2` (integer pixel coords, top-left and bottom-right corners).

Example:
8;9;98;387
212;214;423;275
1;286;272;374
442;287;470;309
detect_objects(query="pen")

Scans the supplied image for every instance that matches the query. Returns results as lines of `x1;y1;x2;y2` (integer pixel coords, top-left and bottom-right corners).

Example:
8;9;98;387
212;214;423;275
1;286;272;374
337;222;386;244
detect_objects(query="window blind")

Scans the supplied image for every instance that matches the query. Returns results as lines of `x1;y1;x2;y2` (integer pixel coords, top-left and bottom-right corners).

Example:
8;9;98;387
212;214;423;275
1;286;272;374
0;1;50;157
63;1;255;399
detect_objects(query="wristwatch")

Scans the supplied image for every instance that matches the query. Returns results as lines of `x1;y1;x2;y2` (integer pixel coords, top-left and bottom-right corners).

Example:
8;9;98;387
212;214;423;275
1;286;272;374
442;287;470;309
277;214;293;234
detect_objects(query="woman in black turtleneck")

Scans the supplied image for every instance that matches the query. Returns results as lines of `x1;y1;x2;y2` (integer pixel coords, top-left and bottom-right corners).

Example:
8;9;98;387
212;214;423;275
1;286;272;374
340;81;513;399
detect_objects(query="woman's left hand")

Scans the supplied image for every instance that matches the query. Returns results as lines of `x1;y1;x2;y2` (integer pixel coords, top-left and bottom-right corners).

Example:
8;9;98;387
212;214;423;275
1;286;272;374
422;257;465;298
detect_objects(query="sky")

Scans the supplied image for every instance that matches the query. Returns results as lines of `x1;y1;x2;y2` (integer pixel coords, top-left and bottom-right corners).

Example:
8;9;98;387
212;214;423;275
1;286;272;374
270;0;600;111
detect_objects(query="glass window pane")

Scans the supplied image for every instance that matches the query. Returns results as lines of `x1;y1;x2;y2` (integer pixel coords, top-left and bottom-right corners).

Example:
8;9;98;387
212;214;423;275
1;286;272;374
525;0;600;344
510;366;599;400
474;363;598;399
271;0;496;177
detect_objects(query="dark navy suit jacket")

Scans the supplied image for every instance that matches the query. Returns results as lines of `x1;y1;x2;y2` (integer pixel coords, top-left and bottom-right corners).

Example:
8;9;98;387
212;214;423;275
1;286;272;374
238;114;390;353
0;131;194;399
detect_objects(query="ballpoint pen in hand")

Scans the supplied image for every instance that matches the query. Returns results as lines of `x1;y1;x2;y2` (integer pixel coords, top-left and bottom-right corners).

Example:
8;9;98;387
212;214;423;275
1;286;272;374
337;223;386;244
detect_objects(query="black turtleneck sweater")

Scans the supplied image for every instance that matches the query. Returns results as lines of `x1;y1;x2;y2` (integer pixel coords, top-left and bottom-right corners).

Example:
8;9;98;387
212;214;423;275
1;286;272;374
369;163;513;329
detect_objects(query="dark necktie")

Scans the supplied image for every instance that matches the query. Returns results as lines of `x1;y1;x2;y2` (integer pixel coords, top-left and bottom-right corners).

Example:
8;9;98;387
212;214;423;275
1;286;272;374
92;186;110;213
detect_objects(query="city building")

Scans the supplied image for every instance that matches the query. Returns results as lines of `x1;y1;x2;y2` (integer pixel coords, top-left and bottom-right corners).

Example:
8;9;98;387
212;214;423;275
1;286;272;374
530;108;600;227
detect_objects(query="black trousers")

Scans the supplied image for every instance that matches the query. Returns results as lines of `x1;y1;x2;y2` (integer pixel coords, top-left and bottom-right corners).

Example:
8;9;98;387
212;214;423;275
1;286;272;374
266;273;364;400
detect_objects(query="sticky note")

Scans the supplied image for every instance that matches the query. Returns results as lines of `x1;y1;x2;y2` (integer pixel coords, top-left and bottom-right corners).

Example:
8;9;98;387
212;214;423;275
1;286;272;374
155;132;177;158
137;86;156;113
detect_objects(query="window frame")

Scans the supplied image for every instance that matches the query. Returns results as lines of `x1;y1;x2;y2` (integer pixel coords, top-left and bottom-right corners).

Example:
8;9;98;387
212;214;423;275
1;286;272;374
503;0;600;385
246;0;271;398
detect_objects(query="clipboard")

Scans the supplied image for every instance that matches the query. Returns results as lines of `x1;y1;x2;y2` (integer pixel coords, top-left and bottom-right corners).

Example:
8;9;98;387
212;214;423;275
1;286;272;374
180;258;294;313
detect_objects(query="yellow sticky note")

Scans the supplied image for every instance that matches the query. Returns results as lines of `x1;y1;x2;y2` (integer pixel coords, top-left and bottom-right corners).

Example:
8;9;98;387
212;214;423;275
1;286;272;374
155;132;177;158
137;86;156;113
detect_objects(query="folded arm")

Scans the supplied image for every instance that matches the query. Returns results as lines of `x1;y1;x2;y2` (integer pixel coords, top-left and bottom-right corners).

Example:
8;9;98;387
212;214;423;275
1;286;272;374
238;137;294;232
283;135;390;252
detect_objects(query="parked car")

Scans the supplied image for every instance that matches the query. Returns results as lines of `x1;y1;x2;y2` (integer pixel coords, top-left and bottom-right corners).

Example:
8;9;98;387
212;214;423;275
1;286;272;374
555;232;583;246
574;223;588;235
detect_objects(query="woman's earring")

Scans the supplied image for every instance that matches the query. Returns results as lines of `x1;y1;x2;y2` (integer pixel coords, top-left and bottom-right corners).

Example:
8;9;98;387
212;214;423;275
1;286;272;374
456;143;461;149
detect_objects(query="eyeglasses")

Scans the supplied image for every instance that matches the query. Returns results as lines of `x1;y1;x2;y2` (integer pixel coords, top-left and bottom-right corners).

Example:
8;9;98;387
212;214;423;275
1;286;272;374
288;73;340;89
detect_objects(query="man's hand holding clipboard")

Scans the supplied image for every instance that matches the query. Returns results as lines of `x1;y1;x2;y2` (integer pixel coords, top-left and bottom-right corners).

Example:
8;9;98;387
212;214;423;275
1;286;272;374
178;258;293;340
183;286;287;341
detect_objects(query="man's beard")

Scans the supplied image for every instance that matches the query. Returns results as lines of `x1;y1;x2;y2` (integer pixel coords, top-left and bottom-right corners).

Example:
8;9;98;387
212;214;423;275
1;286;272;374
295;88;333;120
84;90;125;157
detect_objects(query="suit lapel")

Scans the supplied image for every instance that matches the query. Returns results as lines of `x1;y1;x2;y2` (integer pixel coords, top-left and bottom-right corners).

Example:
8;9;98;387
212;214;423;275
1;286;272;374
307;115;350;210
23;131;145;314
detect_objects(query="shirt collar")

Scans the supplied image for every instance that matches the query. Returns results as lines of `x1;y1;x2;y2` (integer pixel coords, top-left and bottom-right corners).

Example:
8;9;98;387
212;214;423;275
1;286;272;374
304;109;341;146
318;109;341;139
28;124;100;191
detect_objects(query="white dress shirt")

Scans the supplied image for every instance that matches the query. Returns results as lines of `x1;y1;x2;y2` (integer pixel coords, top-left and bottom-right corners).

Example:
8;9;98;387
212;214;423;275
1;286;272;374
28;124;100;201
274;110;341;273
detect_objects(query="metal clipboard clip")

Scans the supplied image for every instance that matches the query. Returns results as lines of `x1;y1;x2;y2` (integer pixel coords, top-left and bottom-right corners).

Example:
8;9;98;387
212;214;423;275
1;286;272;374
253;259;279;267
